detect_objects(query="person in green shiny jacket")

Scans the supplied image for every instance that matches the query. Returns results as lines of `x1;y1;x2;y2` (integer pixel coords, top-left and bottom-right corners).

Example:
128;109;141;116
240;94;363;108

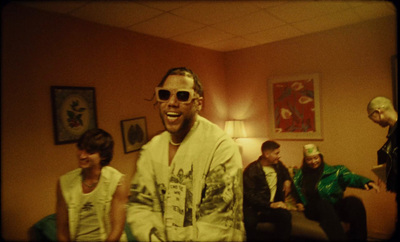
293;144;380;241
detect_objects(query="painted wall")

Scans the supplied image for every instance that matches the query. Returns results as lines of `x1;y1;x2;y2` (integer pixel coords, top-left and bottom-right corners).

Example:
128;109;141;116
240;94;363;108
1;4;227;241
224;15;397;239
1;3;397;241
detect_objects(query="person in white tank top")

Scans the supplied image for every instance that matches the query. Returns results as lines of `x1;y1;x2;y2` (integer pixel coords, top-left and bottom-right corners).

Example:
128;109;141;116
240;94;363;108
56;128;129;241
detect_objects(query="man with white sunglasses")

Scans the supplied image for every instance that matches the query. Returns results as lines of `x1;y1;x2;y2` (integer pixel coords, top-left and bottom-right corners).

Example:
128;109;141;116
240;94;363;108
127;67;245;241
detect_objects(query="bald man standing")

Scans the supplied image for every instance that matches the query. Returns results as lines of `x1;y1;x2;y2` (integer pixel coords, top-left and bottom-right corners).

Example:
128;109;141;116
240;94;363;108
367;96;398;240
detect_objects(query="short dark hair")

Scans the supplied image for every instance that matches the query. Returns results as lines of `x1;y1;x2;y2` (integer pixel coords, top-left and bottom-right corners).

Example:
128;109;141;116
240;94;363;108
157;67;204;97
77;128;114;166
261;140;280;153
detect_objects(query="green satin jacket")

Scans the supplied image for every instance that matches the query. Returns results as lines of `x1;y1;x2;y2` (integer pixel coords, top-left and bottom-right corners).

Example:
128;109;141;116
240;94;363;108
293;163;372;206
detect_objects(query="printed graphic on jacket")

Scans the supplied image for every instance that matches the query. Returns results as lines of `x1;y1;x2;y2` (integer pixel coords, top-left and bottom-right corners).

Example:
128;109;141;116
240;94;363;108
130;163;243;233
165;164;194;227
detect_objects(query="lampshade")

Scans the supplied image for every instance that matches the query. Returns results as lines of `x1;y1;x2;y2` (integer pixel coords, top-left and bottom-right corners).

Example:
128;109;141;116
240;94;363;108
224;120;247;139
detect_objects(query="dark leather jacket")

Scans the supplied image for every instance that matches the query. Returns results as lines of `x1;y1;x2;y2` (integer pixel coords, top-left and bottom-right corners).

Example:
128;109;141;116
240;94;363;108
378;121;398;192
243;157;297;212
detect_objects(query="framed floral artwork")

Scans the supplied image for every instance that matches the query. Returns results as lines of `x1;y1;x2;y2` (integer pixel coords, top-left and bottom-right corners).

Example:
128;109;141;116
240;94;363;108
267;73;323;140
51;86;97;144
120;117;148;153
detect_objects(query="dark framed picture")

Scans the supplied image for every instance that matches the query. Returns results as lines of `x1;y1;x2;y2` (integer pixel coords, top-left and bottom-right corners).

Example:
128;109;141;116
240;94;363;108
51;86;97;145
120;117;148;153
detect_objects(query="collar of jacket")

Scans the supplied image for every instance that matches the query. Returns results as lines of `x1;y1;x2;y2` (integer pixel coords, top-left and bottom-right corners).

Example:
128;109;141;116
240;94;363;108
256;156;279;168
320;163;338;176
387;121;398;138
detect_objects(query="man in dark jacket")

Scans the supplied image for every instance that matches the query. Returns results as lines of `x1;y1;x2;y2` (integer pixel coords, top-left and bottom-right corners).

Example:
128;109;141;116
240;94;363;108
243;140;302;241
367;96;398;240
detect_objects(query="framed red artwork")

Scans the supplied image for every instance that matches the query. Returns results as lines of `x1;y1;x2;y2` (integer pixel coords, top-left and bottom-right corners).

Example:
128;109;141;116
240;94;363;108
267;73;322;140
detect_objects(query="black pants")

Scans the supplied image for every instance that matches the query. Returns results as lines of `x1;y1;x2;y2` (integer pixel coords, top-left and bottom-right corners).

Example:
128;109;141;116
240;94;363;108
305;196;367;241
244;206;292;241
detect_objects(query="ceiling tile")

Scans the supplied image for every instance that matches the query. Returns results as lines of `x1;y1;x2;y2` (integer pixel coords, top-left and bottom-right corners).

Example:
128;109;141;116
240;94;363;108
16;1;89;14
251;1;288;9
203;37;258;52
292;9;363;34
346;1;368;8
267;1;352;23
171;27;235;46
353;2;396;21
212;10;285;35
136;0;192;12
170;1;260;25
128;13;205;39
69;1;163;28
14;1;397;52
246;25;304;44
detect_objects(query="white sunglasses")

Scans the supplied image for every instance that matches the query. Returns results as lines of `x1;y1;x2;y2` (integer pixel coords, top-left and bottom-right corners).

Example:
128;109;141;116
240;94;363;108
155;87;198;103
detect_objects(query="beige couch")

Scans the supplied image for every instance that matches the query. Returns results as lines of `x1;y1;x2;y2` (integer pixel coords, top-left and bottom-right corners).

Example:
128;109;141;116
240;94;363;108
254;166;348;241
256;210;328;241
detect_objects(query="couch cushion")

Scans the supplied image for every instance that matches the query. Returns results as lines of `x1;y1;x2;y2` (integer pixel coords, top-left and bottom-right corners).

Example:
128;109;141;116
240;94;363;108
290;211;328;240
256;210;328;240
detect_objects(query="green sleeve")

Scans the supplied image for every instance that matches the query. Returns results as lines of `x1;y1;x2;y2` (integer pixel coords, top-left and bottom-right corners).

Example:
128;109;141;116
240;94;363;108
337;165;372;189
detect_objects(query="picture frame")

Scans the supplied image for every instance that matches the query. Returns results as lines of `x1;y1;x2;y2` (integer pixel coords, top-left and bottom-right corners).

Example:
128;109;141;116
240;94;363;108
120;117;148;153
267;73;323;140
51;86;97;145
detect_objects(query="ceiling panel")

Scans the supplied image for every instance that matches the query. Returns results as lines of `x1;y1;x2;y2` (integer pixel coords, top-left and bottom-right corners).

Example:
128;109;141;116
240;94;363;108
15;1;89;14
136;0;191;11
204;36;258;52
69;1;163;27
246;25;304;44
128;12;205;39
212;10;286;35
171;26;235;46
292;9;363;34
266;1;353;23
15;1;396;52
170;1;260;25
353;2;396;21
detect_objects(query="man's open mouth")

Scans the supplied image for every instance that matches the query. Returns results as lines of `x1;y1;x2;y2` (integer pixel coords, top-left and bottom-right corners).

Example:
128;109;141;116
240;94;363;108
166;112;181;122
